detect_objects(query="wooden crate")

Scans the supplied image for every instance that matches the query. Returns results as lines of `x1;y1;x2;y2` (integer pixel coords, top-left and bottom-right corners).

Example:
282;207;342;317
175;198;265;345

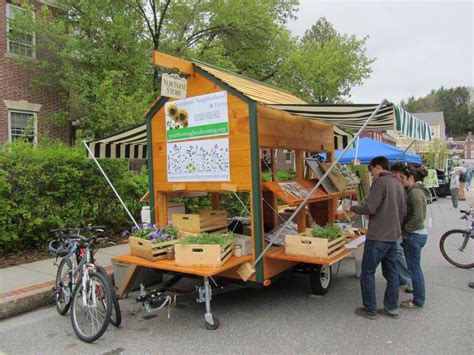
174;239;234;267
172;210;228;233
320;163;348;192
285;228;346;259
129;237;179;261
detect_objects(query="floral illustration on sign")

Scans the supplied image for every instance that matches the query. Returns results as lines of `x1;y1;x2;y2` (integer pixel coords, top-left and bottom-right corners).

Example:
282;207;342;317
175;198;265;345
167;138;230;181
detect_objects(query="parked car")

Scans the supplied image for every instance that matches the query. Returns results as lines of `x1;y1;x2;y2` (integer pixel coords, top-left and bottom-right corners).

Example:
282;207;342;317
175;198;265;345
433;169;451;198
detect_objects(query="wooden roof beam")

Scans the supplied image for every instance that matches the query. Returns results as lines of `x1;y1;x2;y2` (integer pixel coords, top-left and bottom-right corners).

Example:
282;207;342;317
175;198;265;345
152;51;194;75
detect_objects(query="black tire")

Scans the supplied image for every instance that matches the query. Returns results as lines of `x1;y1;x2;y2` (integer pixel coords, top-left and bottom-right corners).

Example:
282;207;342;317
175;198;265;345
70;271;112;343
55;258;73;315
309;265;332;295
96;266;122;327
205;317;219;330
440;229;474;269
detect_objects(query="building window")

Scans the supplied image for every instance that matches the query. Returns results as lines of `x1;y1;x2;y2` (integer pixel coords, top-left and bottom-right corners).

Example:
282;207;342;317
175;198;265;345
285;150;292;163
9;111;37;144
6;3;35;58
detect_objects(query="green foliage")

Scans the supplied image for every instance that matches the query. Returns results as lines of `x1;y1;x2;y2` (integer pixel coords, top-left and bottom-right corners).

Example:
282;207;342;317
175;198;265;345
180;232;233;246
261;169;296;182
401;86;474;138
12;2;373;137
311;224;342;240
276;17;374;103
170;192;251;218
424;139;450;169
11;0;152;136
0;142;148;254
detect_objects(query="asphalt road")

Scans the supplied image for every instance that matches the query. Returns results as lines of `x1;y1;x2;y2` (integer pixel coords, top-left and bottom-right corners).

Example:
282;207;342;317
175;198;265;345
1;195;473;354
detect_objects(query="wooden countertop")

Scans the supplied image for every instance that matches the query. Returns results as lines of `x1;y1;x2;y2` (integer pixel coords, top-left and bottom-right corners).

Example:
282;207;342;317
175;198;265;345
112;254;252;277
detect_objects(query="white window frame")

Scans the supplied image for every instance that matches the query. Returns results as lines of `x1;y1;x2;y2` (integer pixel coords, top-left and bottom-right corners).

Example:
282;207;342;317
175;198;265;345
6;2;36;58
284;149;292;164
8;110;38;145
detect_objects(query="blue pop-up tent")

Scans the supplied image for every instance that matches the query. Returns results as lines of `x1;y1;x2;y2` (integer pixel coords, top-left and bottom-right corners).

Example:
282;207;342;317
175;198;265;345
335;137;422;164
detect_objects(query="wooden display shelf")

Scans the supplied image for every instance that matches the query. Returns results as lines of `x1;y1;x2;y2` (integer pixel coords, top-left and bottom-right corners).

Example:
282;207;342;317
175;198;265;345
262;179;330;206
112;254;252;277
265;245;359;266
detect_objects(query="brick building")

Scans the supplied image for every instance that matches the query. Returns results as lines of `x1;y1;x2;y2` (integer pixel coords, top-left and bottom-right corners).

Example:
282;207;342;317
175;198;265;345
0;0;72;145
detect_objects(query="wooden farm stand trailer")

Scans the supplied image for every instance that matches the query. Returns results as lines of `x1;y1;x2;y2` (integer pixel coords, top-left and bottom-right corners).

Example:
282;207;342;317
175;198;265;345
87;52;431;329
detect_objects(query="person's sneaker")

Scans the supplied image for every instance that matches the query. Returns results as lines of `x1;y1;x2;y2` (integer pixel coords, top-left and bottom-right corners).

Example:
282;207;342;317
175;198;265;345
355;307;378;320
377;308;400;319
400;300;422;309
405;284;413;293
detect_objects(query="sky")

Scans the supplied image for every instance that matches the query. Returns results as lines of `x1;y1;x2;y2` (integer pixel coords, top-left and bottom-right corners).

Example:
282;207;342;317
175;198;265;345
286;0;474;104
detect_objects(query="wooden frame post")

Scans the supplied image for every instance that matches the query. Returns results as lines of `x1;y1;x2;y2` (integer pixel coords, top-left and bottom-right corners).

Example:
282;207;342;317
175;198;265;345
295;150;306;232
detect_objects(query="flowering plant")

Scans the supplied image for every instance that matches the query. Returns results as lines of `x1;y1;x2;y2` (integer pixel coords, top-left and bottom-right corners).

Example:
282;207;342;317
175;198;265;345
131;223;178;243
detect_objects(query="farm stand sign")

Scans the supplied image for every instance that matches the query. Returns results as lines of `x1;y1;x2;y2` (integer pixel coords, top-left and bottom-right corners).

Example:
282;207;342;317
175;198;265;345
161;73;187;99
165;91;229;141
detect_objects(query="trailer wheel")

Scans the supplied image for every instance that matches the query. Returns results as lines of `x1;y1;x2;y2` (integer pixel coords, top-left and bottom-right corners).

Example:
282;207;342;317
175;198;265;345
309;265;332;295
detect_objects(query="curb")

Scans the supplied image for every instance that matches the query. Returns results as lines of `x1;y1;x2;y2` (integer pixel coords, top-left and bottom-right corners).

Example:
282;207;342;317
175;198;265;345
0;266;114;320
0;286;54;320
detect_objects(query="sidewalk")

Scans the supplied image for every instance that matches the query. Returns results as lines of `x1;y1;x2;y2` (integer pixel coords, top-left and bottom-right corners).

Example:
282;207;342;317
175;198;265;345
0;243;129;319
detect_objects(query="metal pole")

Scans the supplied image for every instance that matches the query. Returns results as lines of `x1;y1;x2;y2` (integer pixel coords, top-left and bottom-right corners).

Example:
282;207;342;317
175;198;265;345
395;139;416;163
83;141;140;229
354;136;360;162
253;99;389;266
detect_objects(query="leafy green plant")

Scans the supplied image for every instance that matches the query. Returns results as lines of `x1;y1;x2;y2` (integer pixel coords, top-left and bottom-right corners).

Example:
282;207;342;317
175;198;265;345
311;224;342;240
0;141;148;254
180;232;233;246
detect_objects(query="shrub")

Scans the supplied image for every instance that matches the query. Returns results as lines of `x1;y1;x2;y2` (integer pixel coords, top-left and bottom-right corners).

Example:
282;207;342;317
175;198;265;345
0;141;148;254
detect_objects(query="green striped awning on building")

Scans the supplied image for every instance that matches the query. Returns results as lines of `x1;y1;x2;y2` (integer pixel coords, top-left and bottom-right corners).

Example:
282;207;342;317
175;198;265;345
268;103;432;141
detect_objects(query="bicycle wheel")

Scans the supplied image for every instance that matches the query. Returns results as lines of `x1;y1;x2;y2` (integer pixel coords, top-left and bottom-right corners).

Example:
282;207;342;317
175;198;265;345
440;229;474;269
70;271;112;343
55;258;73;315
96;266;122;327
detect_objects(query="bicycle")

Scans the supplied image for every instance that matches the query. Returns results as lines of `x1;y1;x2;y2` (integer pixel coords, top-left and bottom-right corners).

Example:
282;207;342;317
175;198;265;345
49;226;121;342
439;210;474;269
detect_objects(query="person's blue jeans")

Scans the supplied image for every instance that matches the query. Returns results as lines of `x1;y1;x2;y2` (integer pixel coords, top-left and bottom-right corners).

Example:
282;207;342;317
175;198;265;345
360;240;400;315
395;241;412;285
402;233;427;307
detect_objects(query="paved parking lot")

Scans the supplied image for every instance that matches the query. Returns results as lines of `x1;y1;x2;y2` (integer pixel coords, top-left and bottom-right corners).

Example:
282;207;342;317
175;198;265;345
0;194;472;354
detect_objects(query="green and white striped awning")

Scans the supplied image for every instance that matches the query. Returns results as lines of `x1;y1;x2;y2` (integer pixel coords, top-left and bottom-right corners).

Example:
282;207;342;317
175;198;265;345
86;124;148;159
268;102;432;141
86;124;352;159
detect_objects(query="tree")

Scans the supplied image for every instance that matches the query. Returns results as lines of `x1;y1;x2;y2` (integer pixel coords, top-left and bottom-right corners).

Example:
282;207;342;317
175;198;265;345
12;2;375;136
276;17;374;103
132;0;299;89
11;0;153;137
401;86;474;138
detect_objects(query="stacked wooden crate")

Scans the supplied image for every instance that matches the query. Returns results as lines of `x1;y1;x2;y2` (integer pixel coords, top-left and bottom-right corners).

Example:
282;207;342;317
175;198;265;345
172;210;233;267
172;210;228;237
285;228;347;259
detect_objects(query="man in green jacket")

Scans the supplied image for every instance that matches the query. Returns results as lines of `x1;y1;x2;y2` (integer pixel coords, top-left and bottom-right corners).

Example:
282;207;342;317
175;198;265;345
345;156;406;319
